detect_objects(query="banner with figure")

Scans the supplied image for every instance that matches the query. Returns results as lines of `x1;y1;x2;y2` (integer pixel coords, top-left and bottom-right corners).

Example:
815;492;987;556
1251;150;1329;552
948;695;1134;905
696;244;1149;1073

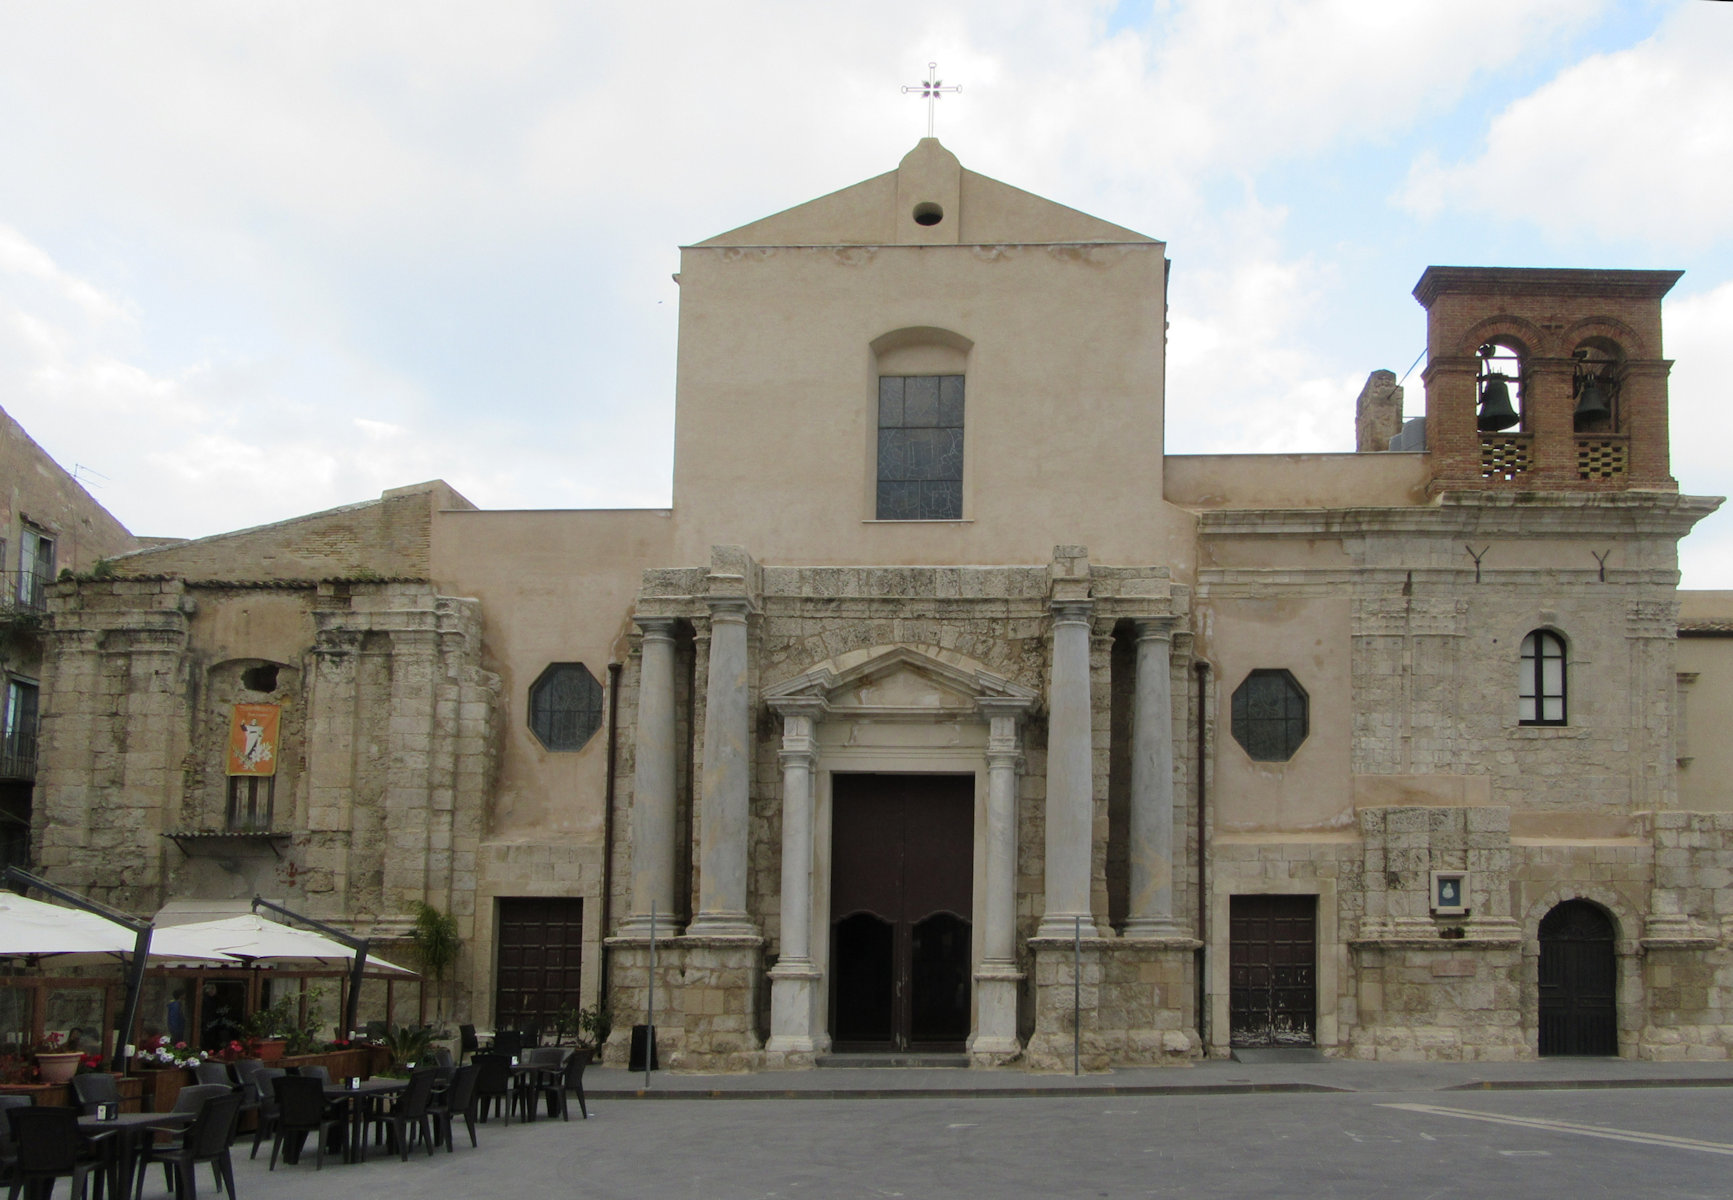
227;703;280;776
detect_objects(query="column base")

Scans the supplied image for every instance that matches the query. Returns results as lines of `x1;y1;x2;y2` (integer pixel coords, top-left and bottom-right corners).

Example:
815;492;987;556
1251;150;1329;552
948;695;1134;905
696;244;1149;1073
767;959;824;1055
1120;916;1195;941
685;911;761;938
615;912;685;940
1036;912;1101;940
970;961;1024;1064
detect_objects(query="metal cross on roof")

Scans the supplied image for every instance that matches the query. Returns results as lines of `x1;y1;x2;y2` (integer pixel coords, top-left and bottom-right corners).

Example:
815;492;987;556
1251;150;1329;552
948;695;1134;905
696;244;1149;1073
902;62;960;139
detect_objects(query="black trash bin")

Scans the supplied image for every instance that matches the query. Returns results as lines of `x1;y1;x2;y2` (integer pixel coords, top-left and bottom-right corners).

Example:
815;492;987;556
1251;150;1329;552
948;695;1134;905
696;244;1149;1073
628;1024;659;1072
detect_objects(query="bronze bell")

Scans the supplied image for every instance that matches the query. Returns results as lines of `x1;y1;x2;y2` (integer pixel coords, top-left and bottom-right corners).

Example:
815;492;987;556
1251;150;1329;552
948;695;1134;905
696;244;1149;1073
1574;374;1612;427
1477;373;1519;431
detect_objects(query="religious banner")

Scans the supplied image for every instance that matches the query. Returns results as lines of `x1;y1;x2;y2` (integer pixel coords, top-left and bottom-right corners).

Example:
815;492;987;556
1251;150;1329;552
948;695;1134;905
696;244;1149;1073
227;703;280;776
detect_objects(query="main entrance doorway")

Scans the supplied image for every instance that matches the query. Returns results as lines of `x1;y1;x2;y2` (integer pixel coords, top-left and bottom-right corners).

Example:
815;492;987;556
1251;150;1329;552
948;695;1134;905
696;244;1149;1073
829;774;973;1052
1538;900;1617;1056
494;897;584;1033
1229;894;1317;1047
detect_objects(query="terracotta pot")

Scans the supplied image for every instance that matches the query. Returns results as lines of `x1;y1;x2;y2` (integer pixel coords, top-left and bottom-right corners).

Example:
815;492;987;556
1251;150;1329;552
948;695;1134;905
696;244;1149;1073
35;1052;82;1085
256;1039;287;1063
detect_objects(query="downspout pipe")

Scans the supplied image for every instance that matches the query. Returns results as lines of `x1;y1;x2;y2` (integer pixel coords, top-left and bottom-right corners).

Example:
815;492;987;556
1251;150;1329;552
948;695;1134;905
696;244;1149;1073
600;661;622;1002
1193;662;1210;1048
252;895;369;1036
4;866;153;1073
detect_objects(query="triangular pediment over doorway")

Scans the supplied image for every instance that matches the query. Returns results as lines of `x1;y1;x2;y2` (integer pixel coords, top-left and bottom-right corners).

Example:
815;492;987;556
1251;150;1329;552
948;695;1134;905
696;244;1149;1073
764;644;1037;720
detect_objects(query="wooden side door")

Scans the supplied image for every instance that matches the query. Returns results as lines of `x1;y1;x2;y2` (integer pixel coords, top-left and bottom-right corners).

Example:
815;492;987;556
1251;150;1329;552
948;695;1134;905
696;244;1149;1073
1229;894;1317;1047
495;897;584;1032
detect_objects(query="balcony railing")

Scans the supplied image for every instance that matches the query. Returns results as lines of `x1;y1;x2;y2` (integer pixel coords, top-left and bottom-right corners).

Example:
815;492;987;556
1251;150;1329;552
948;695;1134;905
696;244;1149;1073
2;568;53;613
0;730;37;781
1577;434;1629;480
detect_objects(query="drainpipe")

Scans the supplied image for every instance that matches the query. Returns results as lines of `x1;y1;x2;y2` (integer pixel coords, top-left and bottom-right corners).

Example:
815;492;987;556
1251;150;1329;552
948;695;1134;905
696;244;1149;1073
1194;661;1210;1048
599;661;622;1002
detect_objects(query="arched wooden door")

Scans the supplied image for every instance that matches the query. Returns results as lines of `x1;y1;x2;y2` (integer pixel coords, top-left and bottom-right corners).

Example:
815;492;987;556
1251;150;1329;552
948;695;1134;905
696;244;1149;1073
1538;900;1617;1056
829;774;973;1052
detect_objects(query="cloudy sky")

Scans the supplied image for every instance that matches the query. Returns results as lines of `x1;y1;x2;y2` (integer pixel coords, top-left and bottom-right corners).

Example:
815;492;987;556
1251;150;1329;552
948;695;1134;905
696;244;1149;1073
2;1;1730;584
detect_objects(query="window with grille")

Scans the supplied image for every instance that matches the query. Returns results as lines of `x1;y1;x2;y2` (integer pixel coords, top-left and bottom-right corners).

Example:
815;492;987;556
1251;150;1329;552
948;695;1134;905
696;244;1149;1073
1230;669;1309;762
1520;630;1567;725
876;374;964;520
528;663;604;751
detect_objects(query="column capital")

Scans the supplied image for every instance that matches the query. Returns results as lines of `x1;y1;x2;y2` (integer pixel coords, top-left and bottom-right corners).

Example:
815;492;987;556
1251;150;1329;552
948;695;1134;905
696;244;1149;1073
768;695;827;722
635;615;680;640
1050;598;1094;624
707;597;755;623
1131;616;1177;643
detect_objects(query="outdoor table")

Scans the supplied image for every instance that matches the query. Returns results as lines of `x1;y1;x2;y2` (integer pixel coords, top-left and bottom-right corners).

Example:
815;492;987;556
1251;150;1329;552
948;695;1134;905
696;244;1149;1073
320;1077;406;1163
509;1056;568;1123
78;1110;193;1200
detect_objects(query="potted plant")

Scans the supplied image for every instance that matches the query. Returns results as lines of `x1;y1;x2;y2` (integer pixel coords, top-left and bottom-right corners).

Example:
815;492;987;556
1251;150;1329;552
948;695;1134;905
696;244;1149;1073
555;1003;611;1065
380;1024;438;1075
32;1033;83;1085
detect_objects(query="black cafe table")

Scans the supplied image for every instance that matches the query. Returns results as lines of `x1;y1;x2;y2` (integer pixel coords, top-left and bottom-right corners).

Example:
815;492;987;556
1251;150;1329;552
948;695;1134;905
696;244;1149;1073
320;1077;407;1163
78;1110;194;1199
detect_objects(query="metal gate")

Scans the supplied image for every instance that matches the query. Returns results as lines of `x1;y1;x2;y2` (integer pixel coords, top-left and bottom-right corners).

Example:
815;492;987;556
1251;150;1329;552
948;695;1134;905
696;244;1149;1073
1229;894;1316;1047
1539;900;1617;1056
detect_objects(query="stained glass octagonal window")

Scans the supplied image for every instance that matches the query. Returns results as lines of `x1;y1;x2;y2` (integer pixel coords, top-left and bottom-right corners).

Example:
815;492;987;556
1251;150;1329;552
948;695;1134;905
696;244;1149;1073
529;662;604;752
1230;669;1308;762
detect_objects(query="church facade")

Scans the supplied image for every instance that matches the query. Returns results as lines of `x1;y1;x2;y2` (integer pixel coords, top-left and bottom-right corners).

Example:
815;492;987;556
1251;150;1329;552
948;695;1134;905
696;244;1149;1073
29;140;1733;1067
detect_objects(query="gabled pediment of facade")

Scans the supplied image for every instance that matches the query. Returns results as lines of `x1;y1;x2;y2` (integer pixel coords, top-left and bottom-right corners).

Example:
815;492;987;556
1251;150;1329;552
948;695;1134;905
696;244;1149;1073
764;643;1037;720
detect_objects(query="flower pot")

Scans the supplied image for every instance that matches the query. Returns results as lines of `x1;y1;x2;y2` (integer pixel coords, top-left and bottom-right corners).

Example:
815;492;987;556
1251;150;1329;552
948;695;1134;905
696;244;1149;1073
34;1052;82;1085
256;1039;287;1063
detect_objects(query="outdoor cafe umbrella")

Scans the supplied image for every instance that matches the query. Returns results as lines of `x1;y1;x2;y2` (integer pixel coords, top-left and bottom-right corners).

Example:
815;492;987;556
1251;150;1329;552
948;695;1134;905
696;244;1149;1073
151;912;417;1038
0;892;231;965
148;914;414;975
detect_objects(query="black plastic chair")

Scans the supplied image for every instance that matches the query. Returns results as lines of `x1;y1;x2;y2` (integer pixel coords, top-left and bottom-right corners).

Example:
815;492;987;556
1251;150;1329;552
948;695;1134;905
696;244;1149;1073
458;1025;479;1064
377;1068;439;1162
428;1064;479;1151
268;1075;342;1172
6;1106;104;1200
69;1073;122;1116
131;1090;242;1200
0;1096;35;1189
558;1047;592;1120
490;1029;523;1060
293;1065;332;1087
519;1047;566;1120
191;1062;233;1087
248;1068;286;1160
471;1054;513;1125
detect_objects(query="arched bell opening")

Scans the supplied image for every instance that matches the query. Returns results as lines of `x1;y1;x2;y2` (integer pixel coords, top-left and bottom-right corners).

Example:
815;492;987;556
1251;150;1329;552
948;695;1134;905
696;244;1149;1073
1538;899;1618;1056
1475;339;1527;432
1571;338;1625;434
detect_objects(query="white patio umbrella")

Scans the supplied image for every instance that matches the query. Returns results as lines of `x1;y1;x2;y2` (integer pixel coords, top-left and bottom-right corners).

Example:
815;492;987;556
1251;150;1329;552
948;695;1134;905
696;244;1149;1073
150;913;415;974
0;892;231;964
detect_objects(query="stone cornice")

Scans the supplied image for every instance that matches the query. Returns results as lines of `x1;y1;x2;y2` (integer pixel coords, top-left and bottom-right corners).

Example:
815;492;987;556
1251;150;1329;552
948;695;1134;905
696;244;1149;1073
1196;491;1721;540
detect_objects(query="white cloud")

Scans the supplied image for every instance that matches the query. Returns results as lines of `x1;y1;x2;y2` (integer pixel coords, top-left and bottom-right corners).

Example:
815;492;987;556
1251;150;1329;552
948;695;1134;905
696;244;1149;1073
1666;280;1733;588
1398;2;1733;247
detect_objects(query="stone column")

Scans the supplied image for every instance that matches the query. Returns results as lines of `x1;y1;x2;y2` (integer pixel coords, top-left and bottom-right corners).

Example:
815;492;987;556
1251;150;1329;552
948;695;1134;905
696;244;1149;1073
1124;621;1186;938
619;617;679;938
688;598;758;936
973;699;1030;1058
1039;599;1099;938
767;699;824;1055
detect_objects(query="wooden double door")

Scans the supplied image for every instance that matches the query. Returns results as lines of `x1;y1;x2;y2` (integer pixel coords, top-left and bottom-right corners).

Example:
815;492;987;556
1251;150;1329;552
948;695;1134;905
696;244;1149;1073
829;774;974;1052
1539;900;1617;1056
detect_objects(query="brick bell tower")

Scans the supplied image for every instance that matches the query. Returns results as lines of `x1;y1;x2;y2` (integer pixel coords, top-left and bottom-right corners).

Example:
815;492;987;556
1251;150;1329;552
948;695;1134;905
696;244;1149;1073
1413;267;1680;494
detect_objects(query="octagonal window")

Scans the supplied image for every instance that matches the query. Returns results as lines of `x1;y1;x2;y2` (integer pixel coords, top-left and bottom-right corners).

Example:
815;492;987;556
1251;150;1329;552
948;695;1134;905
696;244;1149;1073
1230;669;1308;762
529;662;604;752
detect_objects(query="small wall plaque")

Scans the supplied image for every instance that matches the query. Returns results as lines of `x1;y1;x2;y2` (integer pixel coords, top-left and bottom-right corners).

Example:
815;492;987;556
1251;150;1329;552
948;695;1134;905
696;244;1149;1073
1430;870;1470;917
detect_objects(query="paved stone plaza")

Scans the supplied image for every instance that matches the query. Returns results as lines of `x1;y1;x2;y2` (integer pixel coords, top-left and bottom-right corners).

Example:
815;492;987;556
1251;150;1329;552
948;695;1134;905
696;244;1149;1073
193;1062;1733;1200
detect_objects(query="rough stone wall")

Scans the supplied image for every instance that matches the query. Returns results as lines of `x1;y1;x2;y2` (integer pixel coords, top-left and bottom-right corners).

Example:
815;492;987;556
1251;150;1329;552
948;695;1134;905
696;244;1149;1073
1024;942;1198;1071
37;576;500;1007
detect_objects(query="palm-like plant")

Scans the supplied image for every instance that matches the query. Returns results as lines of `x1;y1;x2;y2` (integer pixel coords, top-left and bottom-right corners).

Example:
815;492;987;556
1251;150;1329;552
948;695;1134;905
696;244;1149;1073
408;902;462;1022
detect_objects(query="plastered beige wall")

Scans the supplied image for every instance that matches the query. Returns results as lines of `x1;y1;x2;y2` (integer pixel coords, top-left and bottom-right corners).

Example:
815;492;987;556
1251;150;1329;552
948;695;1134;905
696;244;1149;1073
1165;453;1432;510
429;507;676;838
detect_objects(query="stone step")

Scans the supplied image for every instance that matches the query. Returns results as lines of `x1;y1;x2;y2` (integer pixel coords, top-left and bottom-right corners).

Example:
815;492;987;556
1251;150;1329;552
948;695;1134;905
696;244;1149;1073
815;1053;971;1069
1230;1047;1329;1064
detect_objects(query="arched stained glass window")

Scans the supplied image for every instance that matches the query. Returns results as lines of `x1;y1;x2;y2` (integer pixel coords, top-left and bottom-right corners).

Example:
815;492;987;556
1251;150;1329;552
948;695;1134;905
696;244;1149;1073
529;663;604;751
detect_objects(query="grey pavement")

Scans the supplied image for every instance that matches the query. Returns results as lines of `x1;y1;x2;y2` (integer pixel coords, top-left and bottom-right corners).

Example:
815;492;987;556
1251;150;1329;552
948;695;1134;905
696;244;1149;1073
583;1053;1733;1099
197;1062;1733;1200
